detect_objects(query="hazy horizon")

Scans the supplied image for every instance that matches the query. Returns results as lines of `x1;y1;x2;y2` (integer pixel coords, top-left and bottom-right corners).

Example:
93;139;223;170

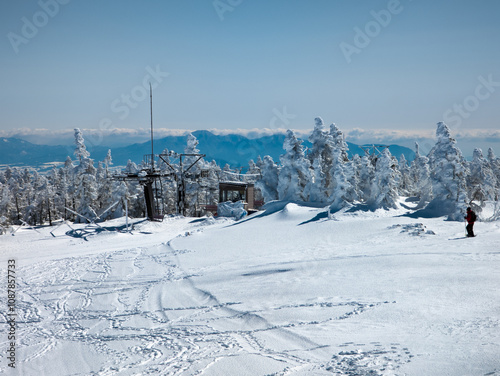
1;125;499;159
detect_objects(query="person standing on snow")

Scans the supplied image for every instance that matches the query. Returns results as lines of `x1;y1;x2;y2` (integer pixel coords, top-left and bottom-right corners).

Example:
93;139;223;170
465;207;476;237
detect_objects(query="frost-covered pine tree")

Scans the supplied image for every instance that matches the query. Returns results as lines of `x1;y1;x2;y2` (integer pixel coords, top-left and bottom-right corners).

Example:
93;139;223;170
487;148;500;199
34;174;54;225
410;142;432;208
426;122;468;220
0;183;13;228
307;117;335;202
245;160;260;183
398;154;412;196
184;132;203;174
256;155;279;203
277;130;311;202
104;149;112;177
367;149;400;209
110;180;135;218
74;128;90;162
71;130;99;222
308;117;328;164
304;155;327;203
52;166;72;220
124;160;140;174
20;169;37;225
357;155;374;203
324;123;351;202
329;156;357;211
95;161;117;220
74;159;98;223
348;154;362;201
202;160;221;210
221;164;235;181
329;123;349;162
3;168;22;223
467;148;497;204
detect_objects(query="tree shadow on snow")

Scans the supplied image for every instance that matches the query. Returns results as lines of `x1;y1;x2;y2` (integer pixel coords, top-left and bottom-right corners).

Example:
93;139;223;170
298;211;329;225
298;203;375;225
397;200;456;220
223;201;291;227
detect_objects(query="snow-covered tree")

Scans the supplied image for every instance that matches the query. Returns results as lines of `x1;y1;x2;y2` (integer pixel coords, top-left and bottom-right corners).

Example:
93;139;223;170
410;142;432;208
256;155;279;202
3;168;22;224
348;154;362;201
0;183;13;227
324;123;350;201
467;148;497;204
305;155;327;203
426;122;468;220
103;149;113;177
245;160;260;183
221;164;235;181
51;166;72;220
184;133;202;175
95;161;118;220
307;117;335;202
277;130;311;202
74;128;90;162
124;160;140;174
487;148;500;198
308;117;328;164
398;154;412;196
368;149;400;209
74;160;98;223
202;160;221;209
357;155;375;203
329;123;349;162
329;156;357;211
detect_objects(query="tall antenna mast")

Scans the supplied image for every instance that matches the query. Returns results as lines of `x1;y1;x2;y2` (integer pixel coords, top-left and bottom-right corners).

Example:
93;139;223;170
150;82;154;172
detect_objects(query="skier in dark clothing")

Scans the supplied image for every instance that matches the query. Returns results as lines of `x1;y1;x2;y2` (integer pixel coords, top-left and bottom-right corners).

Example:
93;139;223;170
465;207;476;237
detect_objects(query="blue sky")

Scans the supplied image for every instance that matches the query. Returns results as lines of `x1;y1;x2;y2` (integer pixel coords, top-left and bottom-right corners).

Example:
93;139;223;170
1;0;499;155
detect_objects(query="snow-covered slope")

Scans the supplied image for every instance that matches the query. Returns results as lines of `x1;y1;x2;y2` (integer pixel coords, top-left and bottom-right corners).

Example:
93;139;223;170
1;204;499;375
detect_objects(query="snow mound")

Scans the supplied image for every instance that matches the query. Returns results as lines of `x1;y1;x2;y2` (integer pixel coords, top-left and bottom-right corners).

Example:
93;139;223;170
278;203;313;220
217;201;247;220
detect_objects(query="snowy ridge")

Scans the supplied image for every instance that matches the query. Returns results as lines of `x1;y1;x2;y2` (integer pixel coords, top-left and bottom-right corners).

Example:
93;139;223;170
1;203;499;375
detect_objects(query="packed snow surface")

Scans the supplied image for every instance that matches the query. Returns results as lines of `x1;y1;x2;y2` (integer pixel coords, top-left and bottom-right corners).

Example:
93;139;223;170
1;202;499;375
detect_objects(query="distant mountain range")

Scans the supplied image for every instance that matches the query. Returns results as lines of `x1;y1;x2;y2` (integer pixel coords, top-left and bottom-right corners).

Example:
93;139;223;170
0;130;415;170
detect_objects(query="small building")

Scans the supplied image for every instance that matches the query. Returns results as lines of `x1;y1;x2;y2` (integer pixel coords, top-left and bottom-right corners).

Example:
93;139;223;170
205;181;262;216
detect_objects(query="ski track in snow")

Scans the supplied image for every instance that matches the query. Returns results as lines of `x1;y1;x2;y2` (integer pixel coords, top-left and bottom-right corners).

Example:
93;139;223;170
1;237;397;374
0;238;326;374
0;211;499;375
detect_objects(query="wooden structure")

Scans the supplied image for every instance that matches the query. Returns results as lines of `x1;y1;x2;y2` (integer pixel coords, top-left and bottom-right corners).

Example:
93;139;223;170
203;181;260;216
